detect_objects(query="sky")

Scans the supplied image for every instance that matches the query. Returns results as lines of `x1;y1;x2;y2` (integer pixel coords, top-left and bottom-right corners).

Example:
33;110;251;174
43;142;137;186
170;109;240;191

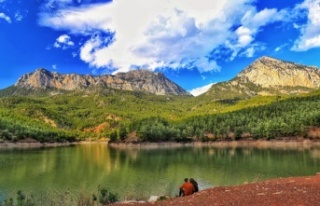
1;0;320;96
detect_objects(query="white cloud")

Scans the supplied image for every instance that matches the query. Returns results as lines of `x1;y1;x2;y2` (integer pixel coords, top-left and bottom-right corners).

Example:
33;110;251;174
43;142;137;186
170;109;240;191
189;83;215;96
274;47;281;52
241;8;283;29
14;12;23;21
39;3;113;35
275;43;289;52
194;58;221;73
0;12;11;23
52;64;57;70
54;34;74;49
14;10;28;22
39;0;289;74
242;47;255;57
236;26;254;47
292;0;320;51
226;7;288;60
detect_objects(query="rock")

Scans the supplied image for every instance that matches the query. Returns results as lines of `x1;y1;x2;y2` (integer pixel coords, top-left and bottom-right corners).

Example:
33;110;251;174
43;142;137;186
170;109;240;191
14;69;191;96
148;196;159;202
239;56;320;89
256;193;265;196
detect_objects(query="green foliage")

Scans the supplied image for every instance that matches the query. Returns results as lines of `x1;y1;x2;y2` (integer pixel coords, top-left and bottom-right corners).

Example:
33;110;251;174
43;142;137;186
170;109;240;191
118;125;128;141
0;198;13;206
0;191;35;206
93;186;118;205
0;187;118;206
158;196;167;201
130;94;320;141
109;131;118;142
134;117;175;142
0;87;320;142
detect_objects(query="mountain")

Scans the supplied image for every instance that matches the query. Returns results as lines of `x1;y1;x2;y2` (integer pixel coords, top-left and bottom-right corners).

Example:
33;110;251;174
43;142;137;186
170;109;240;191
2;57;320;143
8;68;190;96
204;56;320;99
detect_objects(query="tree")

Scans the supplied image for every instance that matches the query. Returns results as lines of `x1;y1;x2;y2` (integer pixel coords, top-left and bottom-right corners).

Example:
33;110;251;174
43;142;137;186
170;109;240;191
118;126;127;141
109;131;118;142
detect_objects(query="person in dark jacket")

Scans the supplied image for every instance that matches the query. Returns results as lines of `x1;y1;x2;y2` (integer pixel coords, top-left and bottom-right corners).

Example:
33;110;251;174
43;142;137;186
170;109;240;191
190;178;199;193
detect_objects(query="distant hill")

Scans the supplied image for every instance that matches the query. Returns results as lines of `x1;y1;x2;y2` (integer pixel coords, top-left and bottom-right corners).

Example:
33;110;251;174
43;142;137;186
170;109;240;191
204;56;320;99
2;69;190;96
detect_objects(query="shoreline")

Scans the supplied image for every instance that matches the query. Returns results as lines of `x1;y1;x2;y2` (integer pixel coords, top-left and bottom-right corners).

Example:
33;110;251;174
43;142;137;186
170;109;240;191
2;138;320;149
0;141;77;149
0;140;111;149
108;139;320;150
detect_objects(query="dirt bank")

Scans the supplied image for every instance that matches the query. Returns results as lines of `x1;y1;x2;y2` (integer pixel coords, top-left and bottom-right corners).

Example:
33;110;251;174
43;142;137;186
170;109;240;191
0;141;76;149
111;174;320;206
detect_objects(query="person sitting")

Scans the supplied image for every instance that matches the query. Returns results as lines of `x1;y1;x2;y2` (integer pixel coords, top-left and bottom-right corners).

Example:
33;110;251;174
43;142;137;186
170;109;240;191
179;178;195;196
190;178;199;193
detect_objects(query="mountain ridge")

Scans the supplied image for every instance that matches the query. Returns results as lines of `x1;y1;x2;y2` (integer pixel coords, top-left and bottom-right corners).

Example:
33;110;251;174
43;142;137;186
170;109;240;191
12;68;191;96
2;56;320;98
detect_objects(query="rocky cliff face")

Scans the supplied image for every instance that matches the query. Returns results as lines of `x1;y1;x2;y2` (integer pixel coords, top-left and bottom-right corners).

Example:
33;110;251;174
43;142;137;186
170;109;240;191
14;69;190;96
238;56;320;89
205;56;320;98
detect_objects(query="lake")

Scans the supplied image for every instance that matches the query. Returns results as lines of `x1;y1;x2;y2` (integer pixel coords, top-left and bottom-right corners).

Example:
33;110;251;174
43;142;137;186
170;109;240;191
1;142;320;205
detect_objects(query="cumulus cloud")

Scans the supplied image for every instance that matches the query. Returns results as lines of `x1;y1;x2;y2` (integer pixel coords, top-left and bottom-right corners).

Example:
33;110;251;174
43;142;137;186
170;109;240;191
54;34;74;49
226;8;288;60
189;83;215;96
0;13;11;23
292;0;320;51
39;0;289;74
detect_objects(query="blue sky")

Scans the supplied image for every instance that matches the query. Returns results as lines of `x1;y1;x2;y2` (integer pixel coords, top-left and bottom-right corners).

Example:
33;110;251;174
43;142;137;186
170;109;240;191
1;0;320;96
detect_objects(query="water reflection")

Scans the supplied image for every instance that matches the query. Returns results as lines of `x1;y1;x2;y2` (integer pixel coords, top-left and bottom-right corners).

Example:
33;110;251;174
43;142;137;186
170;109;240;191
1;143;320;204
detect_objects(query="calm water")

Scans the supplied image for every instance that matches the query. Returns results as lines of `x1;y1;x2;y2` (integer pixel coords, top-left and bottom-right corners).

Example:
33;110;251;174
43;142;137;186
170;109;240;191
1;143;320;204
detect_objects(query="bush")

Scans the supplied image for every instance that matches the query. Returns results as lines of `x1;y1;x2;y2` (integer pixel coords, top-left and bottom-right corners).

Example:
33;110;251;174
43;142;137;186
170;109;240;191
92;186;119;205
0;191;35;206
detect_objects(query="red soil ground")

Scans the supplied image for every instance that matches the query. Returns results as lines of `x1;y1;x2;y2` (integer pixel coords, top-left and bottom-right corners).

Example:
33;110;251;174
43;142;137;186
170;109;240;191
111;174;320;206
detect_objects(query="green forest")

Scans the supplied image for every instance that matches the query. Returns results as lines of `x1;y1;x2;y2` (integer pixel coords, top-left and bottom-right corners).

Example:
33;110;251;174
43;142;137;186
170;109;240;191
0;87;320;143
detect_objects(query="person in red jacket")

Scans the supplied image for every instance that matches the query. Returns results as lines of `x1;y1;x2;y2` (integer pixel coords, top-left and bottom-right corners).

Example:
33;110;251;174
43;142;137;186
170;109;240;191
179;178;195;196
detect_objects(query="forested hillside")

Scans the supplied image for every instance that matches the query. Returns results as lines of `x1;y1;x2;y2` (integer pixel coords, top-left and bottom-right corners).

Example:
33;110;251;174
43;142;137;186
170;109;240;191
132;94;320;142
0;90;192;142
0;88;320;143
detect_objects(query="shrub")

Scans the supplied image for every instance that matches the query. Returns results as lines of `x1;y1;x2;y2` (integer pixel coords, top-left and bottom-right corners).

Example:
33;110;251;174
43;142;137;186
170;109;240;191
92;186;119;205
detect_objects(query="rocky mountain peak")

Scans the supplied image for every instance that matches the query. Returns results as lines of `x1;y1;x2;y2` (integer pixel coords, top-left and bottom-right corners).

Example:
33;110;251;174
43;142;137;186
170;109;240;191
258;56;277;62
205;56;320;98
35;68;51;73
238;56;320;89
14;69;190;96
15;68;53;89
